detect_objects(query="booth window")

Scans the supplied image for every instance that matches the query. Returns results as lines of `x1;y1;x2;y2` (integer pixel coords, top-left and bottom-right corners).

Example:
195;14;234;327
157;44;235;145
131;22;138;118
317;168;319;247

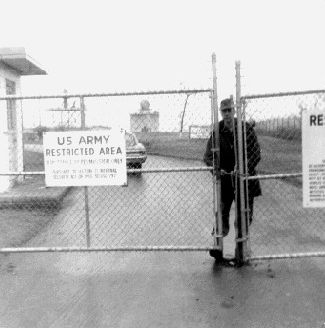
6;79;16;130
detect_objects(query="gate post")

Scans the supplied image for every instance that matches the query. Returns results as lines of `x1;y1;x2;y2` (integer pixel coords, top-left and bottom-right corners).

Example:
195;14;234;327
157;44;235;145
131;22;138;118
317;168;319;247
235;61;248;265
210;53;223;260
80;96;91;248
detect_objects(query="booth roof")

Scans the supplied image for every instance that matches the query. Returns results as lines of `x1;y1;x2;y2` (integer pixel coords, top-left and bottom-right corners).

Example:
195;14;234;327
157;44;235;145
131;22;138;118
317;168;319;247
0;47;47;76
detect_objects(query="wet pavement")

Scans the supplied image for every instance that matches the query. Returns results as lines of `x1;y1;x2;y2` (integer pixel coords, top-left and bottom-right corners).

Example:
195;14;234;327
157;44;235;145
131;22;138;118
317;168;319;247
0;251;324;327
1;153;324;327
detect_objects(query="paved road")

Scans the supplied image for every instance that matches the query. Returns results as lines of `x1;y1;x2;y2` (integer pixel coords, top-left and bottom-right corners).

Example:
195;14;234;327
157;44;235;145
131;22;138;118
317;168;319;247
1;153;324;327
27;155;216;249
26;152;325;258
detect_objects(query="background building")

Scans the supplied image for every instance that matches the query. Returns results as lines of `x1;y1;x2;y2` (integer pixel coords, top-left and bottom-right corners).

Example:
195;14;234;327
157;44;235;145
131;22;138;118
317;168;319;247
130;99;159;132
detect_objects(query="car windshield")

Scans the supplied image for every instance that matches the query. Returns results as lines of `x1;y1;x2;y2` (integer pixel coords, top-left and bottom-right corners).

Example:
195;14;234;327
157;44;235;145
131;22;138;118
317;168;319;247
125;133;137;147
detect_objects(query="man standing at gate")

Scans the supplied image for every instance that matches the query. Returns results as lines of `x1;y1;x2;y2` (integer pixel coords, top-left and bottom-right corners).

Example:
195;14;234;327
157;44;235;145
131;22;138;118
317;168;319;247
204;97;261;241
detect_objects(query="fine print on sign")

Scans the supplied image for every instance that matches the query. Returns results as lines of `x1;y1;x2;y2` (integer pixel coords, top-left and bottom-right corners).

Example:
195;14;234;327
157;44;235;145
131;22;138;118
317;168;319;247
302;109;325;207
189;125;211;139
43;129;127;187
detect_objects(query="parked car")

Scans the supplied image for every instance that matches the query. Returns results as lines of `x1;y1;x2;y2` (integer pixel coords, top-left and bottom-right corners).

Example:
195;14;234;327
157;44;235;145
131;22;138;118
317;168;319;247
125;132;147;169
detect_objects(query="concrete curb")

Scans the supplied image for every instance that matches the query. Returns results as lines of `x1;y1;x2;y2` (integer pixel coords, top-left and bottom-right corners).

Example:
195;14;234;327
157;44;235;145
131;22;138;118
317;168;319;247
0;177;71;209
0;188;71;209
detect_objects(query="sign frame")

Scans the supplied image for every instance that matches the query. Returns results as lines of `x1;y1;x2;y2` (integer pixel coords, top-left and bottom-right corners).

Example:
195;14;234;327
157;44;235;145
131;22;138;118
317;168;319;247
43;129;127;187
302;109;325;207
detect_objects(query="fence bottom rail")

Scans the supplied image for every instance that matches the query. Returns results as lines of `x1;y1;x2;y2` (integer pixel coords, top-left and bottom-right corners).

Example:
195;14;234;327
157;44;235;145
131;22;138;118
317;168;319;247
0;246;218;253
248;251;325;261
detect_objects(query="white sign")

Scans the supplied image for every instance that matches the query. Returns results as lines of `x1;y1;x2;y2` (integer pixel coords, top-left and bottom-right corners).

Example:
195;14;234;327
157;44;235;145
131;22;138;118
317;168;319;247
43;129;127;187
302;109;325;207
189;125;210;139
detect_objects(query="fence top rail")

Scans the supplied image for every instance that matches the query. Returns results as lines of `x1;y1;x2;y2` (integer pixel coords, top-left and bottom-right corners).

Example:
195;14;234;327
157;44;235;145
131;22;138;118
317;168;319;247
242;88;325;100
0;88;212;101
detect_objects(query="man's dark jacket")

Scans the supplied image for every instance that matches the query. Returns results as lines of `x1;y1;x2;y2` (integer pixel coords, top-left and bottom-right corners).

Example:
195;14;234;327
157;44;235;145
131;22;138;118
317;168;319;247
204;119;262;198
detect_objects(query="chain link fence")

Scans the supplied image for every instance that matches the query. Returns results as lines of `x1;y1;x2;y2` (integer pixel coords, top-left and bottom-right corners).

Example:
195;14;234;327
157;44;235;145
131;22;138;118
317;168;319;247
241;91;325;259
0;90;219;252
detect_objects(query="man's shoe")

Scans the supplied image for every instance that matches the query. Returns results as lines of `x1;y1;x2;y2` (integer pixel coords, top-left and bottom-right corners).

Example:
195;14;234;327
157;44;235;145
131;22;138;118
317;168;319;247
209;249;223;261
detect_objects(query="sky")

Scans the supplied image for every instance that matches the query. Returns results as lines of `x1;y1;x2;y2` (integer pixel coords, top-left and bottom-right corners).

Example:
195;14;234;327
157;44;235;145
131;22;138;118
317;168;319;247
2;0;325;127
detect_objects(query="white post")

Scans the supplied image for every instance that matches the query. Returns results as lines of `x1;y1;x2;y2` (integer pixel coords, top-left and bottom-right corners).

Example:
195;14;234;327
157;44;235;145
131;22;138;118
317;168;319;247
235;61;248;264
0;96;10;191
16;97;24;183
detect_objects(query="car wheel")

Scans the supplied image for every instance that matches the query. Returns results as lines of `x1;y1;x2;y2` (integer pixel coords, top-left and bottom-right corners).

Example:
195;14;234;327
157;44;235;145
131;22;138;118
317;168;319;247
134;163;142;176
129;163;142;175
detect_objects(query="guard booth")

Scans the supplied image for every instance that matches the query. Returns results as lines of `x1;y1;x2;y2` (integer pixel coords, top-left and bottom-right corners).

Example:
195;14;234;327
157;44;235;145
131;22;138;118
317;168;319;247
0;47;47;191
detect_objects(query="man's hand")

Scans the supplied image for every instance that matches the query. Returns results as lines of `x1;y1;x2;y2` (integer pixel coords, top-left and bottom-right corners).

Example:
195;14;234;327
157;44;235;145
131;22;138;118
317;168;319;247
214;169;227;178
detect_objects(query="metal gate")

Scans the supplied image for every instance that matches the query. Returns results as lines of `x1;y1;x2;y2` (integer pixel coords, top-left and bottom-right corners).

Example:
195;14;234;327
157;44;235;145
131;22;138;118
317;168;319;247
235;62;325;262
6;58;323;262
0;83;221;254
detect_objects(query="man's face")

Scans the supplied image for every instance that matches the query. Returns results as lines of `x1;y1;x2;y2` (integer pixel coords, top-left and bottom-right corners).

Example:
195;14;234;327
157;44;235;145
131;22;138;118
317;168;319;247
221;107;234;125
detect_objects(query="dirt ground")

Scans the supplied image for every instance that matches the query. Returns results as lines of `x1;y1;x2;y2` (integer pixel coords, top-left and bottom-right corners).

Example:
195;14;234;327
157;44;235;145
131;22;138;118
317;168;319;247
0;176;65;248
0;207;56;248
